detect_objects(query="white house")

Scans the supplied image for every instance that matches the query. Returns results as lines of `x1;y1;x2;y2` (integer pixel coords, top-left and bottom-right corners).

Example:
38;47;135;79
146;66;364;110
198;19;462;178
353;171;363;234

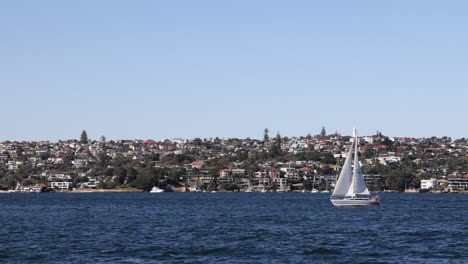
51;182;70;191
448;177;468;191
285;170;300;180
420;178;438;189
231;169;246;175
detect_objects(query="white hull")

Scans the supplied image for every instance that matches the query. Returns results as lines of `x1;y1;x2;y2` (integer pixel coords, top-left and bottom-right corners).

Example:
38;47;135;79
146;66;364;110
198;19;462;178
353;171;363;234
150;187;164;193
331;198;380;207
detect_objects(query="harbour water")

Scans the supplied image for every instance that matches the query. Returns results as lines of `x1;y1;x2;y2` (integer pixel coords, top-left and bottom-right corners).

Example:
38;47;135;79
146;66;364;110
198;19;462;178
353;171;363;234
0;193;466;263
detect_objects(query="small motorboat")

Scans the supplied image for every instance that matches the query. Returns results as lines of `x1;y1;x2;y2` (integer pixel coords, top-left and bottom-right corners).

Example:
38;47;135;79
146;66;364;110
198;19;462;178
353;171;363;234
150;186;164;193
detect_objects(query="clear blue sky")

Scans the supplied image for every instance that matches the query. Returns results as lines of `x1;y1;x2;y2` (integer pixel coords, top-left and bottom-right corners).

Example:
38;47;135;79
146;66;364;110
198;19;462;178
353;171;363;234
1;1;467;141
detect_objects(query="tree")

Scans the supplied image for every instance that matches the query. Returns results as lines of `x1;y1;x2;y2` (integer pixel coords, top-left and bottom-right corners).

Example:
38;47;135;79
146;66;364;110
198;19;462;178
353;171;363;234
382;169;414;191
220;183;238;192
104;168;114;176
80;130;89;144
126;167;139;183
207;180;217;192
320;126;327;138
131;172;156;191
97;151;110;167
382;137;393;147
321;153;337;165
130;166;166;191
0;171;21;190
264;128;269;142
270;132;283;157
303;180;312;191
97;176;117;189
192;138;202;146
115;167;127;185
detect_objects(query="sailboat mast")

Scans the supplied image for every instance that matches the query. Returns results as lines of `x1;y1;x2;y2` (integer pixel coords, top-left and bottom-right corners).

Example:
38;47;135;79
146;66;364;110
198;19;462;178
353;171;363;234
354;129;358;167
350;128;359;196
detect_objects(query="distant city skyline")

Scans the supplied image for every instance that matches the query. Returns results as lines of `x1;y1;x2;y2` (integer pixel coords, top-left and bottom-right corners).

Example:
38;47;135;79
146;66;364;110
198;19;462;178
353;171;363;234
1;1;467;141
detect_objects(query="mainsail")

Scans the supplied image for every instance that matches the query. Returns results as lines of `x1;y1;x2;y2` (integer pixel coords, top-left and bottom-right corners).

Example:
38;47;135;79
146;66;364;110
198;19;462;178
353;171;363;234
331;140;354;198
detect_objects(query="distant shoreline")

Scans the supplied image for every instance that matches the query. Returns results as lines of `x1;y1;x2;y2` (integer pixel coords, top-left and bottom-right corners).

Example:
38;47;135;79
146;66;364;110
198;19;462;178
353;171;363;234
66;189;144;193
1;190;467;194
0;189;143;193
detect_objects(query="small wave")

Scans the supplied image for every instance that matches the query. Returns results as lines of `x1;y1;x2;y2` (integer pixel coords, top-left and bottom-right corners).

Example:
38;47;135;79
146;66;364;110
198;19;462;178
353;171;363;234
26;254;46;260
406;231;427;236
321;241;346;247
359;261;389;264
191;247;230;255
304;247;342;255
160;250;179;257
360;252;387;258
238;235;257;241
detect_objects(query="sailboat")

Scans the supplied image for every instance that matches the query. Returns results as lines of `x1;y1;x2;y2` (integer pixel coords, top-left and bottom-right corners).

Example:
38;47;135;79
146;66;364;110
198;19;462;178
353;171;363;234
321;178;330;193
330;128;380;207
245;181;253;192
311;175;319;193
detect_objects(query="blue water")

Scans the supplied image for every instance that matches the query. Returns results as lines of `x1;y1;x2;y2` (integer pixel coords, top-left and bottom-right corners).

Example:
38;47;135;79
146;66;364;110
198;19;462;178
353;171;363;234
0;193;466;263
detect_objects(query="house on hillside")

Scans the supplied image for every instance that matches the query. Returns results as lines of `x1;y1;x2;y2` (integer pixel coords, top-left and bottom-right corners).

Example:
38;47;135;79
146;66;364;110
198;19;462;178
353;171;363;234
191;161;204;169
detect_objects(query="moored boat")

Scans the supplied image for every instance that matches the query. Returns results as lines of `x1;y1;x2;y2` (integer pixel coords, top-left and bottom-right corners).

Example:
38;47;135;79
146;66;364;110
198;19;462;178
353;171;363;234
150;186;164;193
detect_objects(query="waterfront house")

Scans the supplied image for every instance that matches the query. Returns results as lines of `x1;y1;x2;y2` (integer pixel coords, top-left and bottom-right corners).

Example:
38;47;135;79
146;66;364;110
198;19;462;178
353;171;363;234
18;183;47;193
447;176;468;191
182;174;215;185
51;182;70;191
218;169;234;183
420;178;438;190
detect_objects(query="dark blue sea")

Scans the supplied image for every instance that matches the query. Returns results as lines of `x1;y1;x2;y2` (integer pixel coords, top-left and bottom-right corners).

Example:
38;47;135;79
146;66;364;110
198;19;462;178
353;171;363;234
0;193;466;264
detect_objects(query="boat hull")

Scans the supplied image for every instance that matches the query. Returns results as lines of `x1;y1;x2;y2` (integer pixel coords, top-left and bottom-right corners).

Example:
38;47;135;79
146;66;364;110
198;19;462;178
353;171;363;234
150;187;164;193
331;199;380;207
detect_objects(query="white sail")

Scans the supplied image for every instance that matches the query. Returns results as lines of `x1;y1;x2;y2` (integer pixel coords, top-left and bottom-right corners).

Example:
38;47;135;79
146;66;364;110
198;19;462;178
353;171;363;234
352;152;369;195
331;140;354;197
345;136;370;197
330;128;380;207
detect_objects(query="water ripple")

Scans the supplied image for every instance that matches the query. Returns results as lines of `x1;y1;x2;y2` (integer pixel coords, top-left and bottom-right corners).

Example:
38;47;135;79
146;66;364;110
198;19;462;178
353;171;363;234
0;193;467;263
